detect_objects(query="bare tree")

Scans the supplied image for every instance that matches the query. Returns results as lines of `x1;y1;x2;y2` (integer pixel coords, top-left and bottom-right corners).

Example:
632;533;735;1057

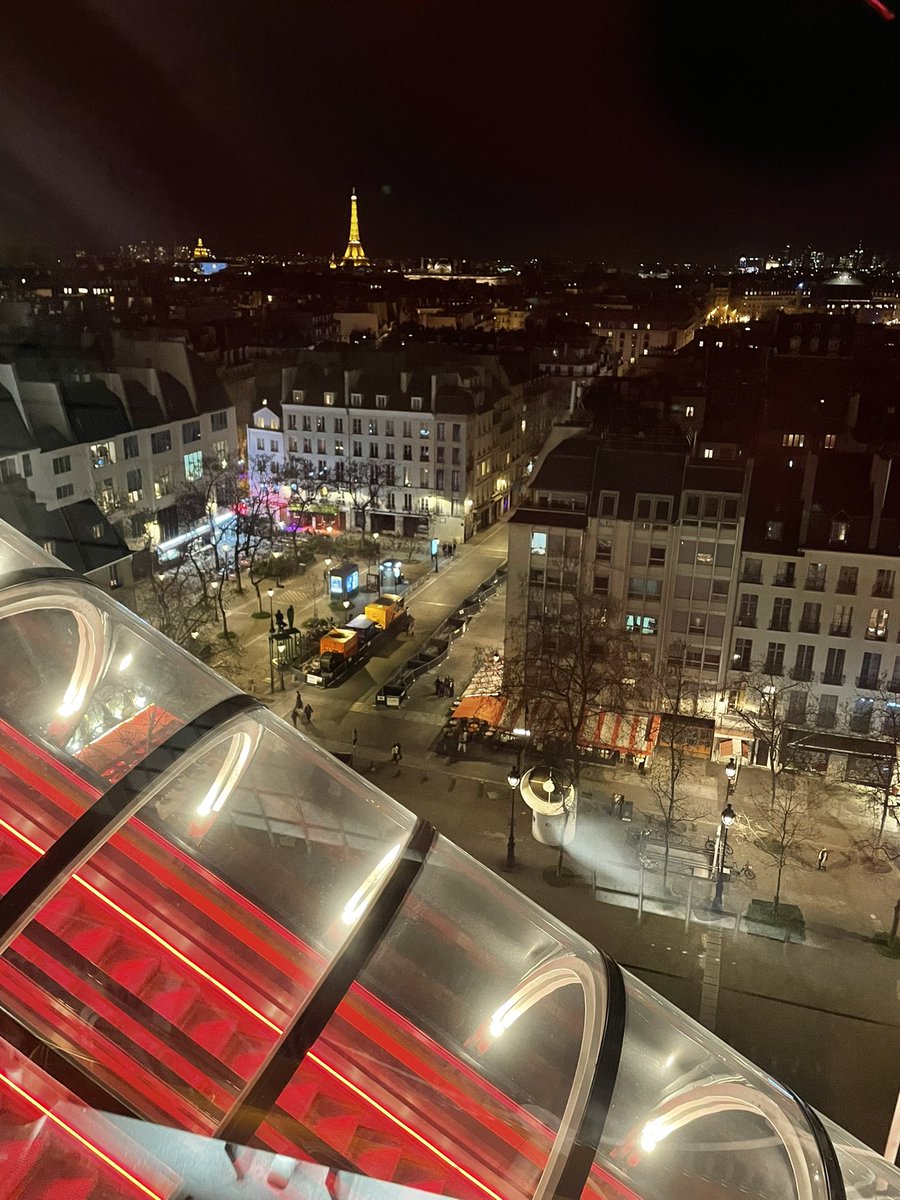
647;643;704;885
733;665;814;812
137;543;217;648
339;460;387;534
741;771;820;917
840;683;900;851
175;452;241;572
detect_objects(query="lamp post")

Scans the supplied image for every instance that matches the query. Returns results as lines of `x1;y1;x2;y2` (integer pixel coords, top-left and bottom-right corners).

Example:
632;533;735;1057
713;802;736;911
506;765;521;870
342;598;351;621
724;756;737;795
372;530;379;568
267;587;275;631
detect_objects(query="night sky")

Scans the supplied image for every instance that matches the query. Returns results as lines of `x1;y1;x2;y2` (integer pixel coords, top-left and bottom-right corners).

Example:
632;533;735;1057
2;0;899;263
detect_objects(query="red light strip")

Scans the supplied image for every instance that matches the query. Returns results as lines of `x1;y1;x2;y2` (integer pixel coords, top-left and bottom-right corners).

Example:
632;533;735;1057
0;1071;166;1200
0;818;508;1200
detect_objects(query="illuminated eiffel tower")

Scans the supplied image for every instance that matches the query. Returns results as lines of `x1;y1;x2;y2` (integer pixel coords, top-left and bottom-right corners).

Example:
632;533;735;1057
340;188;369;266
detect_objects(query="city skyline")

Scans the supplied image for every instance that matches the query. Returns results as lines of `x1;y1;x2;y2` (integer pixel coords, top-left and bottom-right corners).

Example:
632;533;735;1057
3;1;900;262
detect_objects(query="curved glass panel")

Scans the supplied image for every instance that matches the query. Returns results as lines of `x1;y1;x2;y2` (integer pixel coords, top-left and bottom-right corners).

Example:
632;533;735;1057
0;579;236;783
0;525;60;577
591;971;826;1200
820;1113;900;1200
259;836;608;1200
0;709;414;1132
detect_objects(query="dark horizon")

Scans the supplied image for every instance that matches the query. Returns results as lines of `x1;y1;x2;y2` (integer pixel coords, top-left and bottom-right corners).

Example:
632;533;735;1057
2;1;900;265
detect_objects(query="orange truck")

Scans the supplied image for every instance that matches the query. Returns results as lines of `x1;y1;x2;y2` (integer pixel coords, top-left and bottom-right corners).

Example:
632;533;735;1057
364;593;406;631
319;627;359;658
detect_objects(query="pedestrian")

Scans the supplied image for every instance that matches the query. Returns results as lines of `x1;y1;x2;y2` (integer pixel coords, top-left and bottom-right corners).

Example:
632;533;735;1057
352;727;358;748
295;689;303;711
817;847;828;871
304;703;313;724
290;706;299;729
391;742;402;764
458;728;468;755
435;677;443;698
447;676;455;696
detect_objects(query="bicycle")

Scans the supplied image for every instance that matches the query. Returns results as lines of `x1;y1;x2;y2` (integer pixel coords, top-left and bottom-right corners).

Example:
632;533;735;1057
704;837;733;857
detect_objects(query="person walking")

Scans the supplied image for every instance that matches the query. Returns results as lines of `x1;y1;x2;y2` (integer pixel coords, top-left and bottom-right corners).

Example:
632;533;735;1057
295;689;303;712
290;705;299;729
435;677;443;698
304;703;313;724
457;727;468;755
391;742;402;765
352;728;358;748
817;847;828;871
447;676;455;696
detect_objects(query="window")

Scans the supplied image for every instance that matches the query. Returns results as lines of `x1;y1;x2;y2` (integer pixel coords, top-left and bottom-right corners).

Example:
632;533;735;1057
419;468;429;488
452;424;461;442
183;451;202;482
635;497;652;520
0;459;16;483
683;494;700;517
850;697;874;734
836;566;858;594
385;442;395;459
419;446;430;462
348;393;362;408
21;453;32;478
211;410;228;431
333;417;344;434
313;438;324;455
771;597;792;631
774;561;795;587
435;468;445;490
685;405;695;417
270;440;278;453
403;493;413;512
782;433;805;447
316;416;326;433
401;421;412;439
154;471;171;499
793;645;815;682
742;557;762;584
786;691;808;723
368;419;378;435
125;467;142;501
52;454;71;475
648;546;666;566
654;498;671;522
830;605;853;637
151;430;172;455
765;519;783;540
324;392;335;406
859;651;882;688
302;437;312;454
384;419;394;437
376;395;388;408
436;422;445;440
824;433;837;449
403;444;413;461
89;443;116;469
817;694;838;729
352;441;363;458
703;448;714;459
288;438;298;454
867;608;889;640
301;415;311;431
703;496;720;519
626;614;657;636
628;578;662;600
733;638;752;672
823;647;845;685
352;418;362;435
873;569;895;598
593;573;609;596
436;446;445;463
595;538;612;562
123;435;139;459
805;562;826;591
411;396;423;411
737;594;758;627
689;613;707;635
598;492;617;518
369;442;379;458
108;563;121;590
830;517;849;543
55;483;74;500
764;642;785;675
182;420;201;444
451;470;461;492
722;497;739;519
799;601;821;633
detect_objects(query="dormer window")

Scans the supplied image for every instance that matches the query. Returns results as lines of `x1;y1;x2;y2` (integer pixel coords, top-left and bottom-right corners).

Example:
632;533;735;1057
411;396;423;411
324;392;335;406
830;517;849;543
350;393;363;407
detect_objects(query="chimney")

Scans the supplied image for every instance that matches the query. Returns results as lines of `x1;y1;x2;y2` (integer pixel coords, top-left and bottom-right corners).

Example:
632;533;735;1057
869;455;891;550
798;453;818;546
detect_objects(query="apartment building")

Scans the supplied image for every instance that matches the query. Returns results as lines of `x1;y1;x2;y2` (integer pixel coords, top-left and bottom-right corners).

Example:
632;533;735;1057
0;339;237;551
727;449;900;776
247;348;561;542
505;430;750;724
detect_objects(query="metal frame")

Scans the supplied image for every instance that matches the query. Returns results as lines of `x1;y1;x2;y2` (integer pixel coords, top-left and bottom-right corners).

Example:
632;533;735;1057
216;817;437;1146
788;1088;847;1200
552;954;627;1200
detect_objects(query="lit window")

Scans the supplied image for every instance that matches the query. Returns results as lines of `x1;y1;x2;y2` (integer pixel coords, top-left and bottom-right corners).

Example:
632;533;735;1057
830;518;849;543
530;531;547;556
703;448;714;459
824;433;836;449
782;433;805;448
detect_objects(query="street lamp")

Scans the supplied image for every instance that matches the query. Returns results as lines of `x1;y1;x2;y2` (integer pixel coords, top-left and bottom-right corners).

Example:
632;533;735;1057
713;802;736;911
506;765;521;870
342;598;351;620
724;757;737;795
267;586;275;631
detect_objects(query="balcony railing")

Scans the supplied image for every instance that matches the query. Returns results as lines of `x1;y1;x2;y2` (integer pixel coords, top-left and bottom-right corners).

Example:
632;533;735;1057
741;569;762;584
763;662;784;676
835;581;857;595
822;671;845;686
798;618;820;633
736;615;757;627
817;715;838;729
769;620;791;632
805;578;826;592
872;585;894;599
888;679;900;693
849;717;873;734
790;667;815;682
857;675;881;690
829;624;852;638
773;575;795;588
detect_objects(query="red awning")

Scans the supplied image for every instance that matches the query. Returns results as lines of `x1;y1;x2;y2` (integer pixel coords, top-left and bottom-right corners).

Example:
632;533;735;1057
76;705;182;784
579;712;661;756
